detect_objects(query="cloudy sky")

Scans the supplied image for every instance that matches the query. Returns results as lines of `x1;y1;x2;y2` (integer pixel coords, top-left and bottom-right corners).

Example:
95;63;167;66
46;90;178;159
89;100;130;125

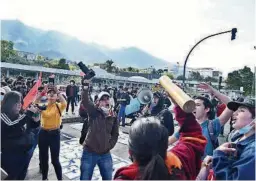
1;0;255;76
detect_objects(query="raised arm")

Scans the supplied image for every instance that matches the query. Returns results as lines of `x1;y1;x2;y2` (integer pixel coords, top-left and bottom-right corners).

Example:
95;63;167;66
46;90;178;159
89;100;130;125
198;83;233;126
170;105;207;180
81;79;97;116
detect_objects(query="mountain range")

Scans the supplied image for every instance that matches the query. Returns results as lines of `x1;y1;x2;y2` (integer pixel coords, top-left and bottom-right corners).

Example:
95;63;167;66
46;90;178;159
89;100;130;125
1;20;172;68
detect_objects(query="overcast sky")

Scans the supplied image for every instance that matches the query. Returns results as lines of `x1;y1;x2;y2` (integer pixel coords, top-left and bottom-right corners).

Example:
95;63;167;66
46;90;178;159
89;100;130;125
1;0;255;76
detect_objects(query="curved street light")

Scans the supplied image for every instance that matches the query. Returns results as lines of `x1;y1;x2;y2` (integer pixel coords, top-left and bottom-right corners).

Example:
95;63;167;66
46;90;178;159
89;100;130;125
182;28;237;88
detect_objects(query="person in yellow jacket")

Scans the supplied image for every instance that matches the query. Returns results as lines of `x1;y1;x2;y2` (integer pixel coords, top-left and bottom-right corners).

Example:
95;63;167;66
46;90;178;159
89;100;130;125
35;85;67;180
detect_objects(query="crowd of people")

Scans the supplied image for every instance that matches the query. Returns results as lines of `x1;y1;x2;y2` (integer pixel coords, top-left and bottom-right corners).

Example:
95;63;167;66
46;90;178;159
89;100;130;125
0;74;255;180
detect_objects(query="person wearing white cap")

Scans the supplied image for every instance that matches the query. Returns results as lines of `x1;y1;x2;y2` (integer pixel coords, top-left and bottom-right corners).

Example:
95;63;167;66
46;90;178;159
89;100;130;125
0;88;6;102
79;79;119;180
2;86;11;94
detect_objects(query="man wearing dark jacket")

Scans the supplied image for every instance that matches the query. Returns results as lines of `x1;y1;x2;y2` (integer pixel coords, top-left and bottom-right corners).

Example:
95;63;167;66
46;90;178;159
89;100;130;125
66;80;77;114
79;79;119;180
117;87;131;127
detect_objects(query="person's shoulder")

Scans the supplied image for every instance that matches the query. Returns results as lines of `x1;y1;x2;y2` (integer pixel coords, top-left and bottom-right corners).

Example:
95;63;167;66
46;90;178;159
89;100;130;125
57;101;67;107
211;117;220;124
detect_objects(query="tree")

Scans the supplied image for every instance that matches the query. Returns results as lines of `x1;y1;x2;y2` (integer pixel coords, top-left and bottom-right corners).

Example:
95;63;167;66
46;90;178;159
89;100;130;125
51;58;70;70
1;40;17;61
152;68;157;74
204;76;218;82
157;69;164;75
163;72;174;79
127;67;133;72
176;75;185;80
226;66;254;96
189;71;203;81
69;63;79;71
105;59;114;72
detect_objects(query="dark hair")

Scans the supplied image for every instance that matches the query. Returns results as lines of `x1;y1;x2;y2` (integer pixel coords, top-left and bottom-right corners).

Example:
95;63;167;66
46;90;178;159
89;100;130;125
7;78;13;85
237;97;244;102
5;78;9;82
17;75;24;81
151;92;164;115
70;80;75;84
211;98;218;108
128;117;170;180
38;86;44;91
1;91;23;119
195;96;215;120
1;82;7;87
94;95;98;103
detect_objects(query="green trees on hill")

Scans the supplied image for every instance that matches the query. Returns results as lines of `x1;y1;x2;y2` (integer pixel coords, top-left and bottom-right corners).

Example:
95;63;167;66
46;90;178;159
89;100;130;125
1;40;17;61
1;40;73;70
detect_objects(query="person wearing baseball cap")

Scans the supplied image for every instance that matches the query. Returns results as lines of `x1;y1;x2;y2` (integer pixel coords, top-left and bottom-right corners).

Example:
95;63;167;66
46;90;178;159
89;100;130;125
79;79;119;180
208;99;255;180
0;87;6;102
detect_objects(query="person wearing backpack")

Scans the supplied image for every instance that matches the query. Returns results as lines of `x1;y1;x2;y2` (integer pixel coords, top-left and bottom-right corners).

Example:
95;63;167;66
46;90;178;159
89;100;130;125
79;79;119;180
197;99;255;180
169;83;233;158
35;85;67;180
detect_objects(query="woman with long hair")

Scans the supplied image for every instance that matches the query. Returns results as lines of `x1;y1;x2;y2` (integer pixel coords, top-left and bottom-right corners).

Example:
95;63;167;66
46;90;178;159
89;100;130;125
35;85;67;180
1;91;39;180
114;102;207;180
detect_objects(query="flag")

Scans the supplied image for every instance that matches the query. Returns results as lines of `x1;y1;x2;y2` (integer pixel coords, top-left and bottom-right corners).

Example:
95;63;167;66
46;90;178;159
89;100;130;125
22;72;42;109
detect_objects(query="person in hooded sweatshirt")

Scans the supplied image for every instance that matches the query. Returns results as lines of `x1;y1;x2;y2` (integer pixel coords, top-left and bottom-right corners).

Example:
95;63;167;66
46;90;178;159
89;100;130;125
114;97;207;180
198;99;255;180
141;91;174;136
1;91;39;180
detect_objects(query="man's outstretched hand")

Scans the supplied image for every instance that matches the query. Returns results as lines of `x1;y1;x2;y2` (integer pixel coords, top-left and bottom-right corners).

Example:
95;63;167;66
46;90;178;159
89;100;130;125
197;82;215;94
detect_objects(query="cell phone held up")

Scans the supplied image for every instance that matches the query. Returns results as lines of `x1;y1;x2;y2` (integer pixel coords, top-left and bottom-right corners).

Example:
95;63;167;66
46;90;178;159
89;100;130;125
48;77;55;90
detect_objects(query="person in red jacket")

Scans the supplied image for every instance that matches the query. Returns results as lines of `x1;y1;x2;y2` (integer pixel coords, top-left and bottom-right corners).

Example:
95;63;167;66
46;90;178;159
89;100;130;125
114;102;207;180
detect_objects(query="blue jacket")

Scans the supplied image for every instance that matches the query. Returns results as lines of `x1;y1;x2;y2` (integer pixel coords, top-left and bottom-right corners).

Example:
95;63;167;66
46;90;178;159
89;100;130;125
213;134;255;180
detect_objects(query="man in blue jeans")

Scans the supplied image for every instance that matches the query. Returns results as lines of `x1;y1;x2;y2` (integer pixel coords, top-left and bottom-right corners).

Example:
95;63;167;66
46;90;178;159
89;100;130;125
117;87;130;127
79;79;119;180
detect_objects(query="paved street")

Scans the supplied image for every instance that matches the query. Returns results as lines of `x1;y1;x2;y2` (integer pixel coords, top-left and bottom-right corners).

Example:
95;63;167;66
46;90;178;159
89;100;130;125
26;112;230;180
26;121;134;180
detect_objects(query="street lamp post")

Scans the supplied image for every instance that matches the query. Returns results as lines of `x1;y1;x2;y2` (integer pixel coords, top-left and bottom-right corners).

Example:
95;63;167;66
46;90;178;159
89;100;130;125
183;28;237;89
